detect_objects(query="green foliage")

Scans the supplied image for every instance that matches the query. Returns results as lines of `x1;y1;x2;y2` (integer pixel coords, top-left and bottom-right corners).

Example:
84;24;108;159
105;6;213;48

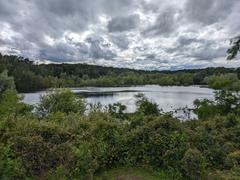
108;102;127;120
124;116;188;169
194;99;217;119
206;73;240;90
181;148;207;179
214;90;240;114
37;89;85;117
225;151;240;169
4;119;74;178
46;165;68;180
0;145;26;179
0;90;32;118
0;88;240;179
1;54;240;92
194;90;240;119
0;70;15;96
227;36;240;60
135;93;160;116
71;142;99;179
95;167;181;180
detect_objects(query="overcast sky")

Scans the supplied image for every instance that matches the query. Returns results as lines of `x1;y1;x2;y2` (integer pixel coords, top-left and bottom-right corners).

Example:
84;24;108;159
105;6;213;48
0;0;239;70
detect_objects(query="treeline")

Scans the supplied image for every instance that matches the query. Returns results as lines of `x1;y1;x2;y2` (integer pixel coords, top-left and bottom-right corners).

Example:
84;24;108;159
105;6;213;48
0;72;240;179
1;53;240;92
206;73;240;91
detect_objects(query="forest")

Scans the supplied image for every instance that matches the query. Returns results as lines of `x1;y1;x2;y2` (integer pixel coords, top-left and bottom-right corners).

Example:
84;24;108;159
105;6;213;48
1;53;240;92
0;64;240;179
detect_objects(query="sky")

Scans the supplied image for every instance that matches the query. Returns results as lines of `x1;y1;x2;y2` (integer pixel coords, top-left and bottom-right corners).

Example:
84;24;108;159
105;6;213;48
0;0;239;70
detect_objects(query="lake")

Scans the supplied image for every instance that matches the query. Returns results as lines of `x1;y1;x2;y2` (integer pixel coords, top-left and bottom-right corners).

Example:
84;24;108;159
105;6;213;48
22;85;214;120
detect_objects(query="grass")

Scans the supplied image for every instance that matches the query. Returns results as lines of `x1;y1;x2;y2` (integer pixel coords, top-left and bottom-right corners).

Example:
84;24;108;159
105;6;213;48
94;167;180;180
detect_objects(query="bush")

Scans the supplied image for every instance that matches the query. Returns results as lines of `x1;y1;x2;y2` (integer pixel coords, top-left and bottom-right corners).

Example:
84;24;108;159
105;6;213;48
0;70;15;96
135;93;160;116
181;148;207;179
0;88;240;178
124;117;187;168
0;90;32;118
0;145;26;179
194;90;240;119
37;89;85;117
108;102;127;120
194;99;217;119
225;151;240;169
71;142;99;179
8;123;74;177
215;90;240;115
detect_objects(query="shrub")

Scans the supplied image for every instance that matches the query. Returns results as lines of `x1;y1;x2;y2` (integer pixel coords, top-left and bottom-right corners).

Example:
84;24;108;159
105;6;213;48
215;90;240;115
225;151;240;169
71;142;99;179
124;117;187;168
0;88;240;178
194;90;240;119
135;93;160;116
0;145;26;179
37;89;85;117
90;120;125;168
8;123;74;177
0;90;32;118
46;165;68;180
193;99;217;119
108;102;127;120
0;70;15;96
181;148;207;179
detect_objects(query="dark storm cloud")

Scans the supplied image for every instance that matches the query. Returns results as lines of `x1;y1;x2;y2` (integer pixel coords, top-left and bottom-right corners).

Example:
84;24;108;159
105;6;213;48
140;0;160;13
142;7;178;37
0;0;137;42
171;35;228;61
107;14;140;32
0;0;239;69
191;45;227;61
184;0;236;25
86;36;116;60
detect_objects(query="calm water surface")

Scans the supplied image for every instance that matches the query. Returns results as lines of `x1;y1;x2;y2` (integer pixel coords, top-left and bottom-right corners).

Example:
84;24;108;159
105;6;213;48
22;85;214;119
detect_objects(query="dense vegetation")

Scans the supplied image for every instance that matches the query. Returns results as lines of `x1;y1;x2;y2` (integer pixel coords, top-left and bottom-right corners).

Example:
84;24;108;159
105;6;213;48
227;36;240;60
0;72;240;179
1;53;240;92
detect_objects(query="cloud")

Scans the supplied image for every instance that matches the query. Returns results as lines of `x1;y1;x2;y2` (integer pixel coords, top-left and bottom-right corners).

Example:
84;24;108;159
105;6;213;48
107;14;140;32
184;0;236;25
109;34;130;50
0;0;239;70
142;7;178;37
86;36;116;60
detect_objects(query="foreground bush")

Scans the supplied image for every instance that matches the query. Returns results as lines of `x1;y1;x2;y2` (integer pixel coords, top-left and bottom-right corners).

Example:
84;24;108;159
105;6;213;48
0;88;240;179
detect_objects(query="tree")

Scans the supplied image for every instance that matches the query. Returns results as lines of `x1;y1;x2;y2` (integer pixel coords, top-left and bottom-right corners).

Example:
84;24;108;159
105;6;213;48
36;88;85;117
227;36;240;60
206;73;239;90
108;102;127;120
0;90;32;117
0;70;15;96
135;93;160;116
